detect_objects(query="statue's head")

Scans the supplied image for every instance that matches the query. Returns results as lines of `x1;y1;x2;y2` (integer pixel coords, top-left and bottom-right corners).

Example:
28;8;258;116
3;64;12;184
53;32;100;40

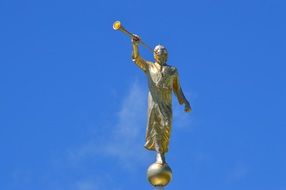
154;45;168;65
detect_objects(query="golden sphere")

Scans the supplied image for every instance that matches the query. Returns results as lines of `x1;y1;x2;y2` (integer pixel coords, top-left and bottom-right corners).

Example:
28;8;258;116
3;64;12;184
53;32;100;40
147;163;172;187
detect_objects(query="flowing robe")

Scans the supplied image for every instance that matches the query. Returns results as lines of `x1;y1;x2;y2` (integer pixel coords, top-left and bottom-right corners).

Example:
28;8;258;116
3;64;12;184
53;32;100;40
132;56;187;154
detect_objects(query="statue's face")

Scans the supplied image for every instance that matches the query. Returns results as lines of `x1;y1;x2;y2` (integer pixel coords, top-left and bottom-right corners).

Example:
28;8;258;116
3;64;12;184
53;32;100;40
154;45;168;65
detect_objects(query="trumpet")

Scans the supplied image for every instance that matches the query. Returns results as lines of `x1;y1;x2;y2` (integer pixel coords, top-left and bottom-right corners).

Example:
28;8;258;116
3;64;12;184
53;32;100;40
113;21;154;52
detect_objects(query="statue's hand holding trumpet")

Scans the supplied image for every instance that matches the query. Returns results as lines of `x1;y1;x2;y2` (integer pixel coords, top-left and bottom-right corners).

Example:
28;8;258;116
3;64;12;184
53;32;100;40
131;34;140;45
113;21;153;52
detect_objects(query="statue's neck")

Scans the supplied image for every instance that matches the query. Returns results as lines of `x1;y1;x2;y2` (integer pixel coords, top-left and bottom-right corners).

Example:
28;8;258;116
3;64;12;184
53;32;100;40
154;62;167;73
155;62;166;66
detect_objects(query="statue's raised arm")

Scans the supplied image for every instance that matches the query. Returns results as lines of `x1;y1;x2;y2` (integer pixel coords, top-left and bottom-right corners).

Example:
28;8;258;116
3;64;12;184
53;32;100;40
131;35;148;72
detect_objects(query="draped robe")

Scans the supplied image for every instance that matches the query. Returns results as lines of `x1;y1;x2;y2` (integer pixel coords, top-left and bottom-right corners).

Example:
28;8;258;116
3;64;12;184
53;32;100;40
132;56;186;154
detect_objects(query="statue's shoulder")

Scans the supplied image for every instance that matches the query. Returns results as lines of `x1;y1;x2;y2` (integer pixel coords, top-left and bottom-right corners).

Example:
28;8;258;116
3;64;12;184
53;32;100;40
165;65;178;75
145;61;155;70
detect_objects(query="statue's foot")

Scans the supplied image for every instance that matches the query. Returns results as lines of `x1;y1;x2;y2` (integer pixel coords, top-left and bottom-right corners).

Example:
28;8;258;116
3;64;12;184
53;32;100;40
156;153;166;164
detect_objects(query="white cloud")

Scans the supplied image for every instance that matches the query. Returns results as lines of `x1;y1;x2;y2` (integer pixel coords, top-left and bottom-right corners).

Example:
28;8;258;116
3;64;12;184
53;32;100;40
102;81;152;169
67;81;152;170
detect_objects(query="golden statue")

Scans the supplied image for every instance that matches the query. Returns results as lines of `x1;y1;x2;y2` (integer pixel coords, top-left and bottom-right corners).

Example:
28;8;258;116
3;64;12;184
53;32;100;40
113;21;191;189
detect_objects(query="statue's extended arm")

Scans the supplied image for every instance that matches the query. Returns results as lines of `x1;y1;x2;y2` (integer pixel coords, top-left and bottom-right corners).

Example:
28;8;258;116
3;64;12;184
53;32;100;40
131;35;148;72
173;72;192;112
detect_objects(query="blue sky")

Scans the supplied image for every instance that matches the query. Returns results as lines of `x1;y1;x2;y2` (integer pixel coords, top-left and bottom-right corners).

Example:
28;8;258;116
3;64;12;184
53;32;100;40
0;0;286;189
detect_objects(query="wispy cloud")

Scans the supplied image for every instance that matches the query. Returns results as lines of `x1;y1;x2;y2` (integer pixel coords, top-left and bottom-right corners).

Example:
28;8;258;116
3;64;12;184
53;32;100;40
67;81;152;169
102;81;152;169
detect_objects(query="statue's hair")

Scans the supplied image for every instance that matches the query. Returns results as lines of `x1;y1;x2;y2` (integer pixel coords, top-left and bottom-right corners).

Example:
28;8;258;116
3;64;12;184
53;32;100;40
154;45;168;55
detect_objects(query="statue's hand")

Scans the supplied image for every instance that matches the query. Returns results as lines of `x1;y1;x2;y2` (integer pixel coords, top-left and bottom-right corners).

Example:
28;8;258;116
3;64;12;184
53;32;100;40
131;34;140;45
184;102;192;112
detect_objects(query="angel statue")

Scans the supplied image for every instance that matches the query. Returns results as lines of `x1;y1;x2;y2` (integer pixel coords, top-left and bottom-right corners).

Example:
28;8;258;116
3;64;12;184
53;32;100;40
131;35;191;164
113;21;192;188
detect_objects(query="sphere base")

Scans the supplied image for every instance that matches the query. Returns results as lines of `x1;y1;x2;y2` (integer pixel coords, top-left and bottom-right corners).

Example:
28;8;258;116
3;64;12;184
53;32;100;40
147;163;172;187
